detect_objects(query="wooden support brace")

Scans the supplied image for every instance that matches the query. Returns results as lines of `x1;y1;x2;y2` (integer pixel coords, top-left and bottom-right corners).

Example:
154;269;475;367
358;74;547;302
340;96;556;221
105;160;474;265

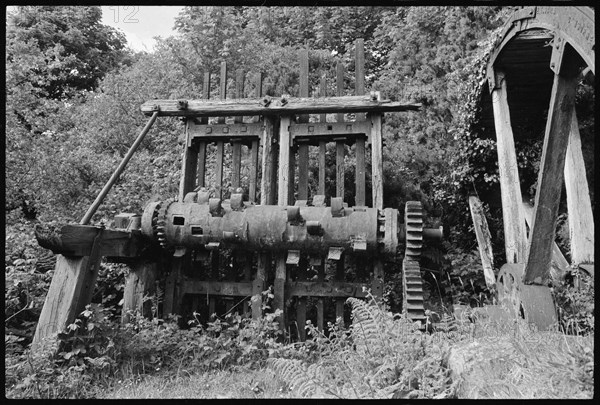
523;49;580;285
215;141;225;199
468;196;496;288
369;113;384;210
32;229;104;350
355;137;366;206
355;38;366;121
564;108;594;264
122;260;158;323
278;116;292;206
489;69;527;264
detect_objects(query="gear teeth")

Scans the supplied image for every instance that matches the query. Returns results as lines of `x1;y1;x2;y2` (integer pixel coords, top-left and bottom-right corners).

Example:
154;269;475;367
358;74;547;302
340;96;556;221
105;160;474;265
402;259;426;324
154;198;175;249
404;201;423;262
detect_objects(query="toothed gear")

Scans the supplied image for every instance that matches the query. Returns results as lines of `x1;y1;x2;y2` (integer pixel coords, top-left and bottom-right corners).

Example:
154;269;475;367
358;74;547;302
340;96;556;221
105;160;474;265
155;198;175;248
404;201;423;261
403;201;425;324
402;259;426;323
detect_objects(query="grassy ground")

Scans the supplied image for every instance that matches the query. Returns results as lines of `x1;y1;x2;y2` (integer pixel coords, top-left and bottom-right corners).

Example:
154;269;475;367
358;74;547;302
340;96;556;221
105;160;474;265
100;367;287;399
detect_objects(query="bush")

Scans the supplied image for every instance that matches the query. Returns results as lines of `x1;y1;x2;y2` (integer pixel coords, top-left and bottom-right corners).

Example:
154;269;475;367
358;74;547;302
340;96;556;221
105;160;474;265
552;269;594;336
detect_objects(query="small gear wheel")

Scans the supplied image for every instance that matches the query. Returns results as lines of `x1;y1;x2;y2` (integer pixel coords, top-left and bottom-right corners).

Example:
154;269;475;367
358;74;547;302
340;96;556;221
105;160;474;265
402;201;426;323
154;198;175;248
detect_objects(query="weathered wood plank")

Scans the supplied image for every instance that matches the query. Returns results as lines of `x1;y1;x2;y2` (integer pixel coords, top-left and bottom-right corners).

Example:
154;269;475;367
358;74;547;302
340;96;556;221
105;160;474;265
290;121;370;139
201;71;211;124
163;257;184;316
32;253;103;350
490;70;526;264
278;116;292;206
355;136;366;206
182;280;253;297
564;109;594;264
468;196;496;288
318;142;326;196
316;259;325;331
336;61;345;123
122;260;158;323
523;55;579;285
218;61;227;124
336;140;345;200
298;141;309;201
369;113;384;210
299;48;309;123
274;255;287;329
288;145;296;205
335;255;345;322
261;117;276;205
197;141;207;188
215;141;224;199
189;122;263;140
522;200;568;281
140;96;421;117
319;70;327;123
296;256;307;341
249;139;259;203
35;224;145;258
355;38;366;121
235;68;245;124
232;141;242;188
289;281;369;298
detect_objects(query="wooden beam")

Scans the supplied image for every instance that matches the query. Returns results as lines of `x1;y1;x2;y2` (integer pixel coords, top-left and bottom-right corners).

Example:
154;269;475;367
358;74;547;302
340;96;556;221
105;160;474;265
298;141;309;201
278;116;292;206
261;117;276;205
140;96;421;117
564;109;594;264
181;279;253;297
218;61;227;124
369;113;384;210
523;51;580;285
215;141;224;199
522;200;568;281
490;69;527;264
355;136;366;206
189;122;263;141
336;61;345;123
197;141;207;188
290;121;370;139
319;70;327;123
122;260;158;323
235;69;245;123
355;38;366;121
35;224;145;258
299;48;309;123
318;142;326;196
288;281;369;298
468;196;496;288
371;260;384;299
252;252;269;319
336;140;345;200
232;141;242;189
249;139;259;203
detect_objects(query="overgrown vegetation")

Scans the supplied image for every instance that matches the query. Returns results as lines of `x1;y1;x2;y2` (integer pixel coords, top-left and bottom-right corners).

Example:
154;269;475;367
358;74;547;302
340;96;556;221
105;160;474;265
5;5;594;399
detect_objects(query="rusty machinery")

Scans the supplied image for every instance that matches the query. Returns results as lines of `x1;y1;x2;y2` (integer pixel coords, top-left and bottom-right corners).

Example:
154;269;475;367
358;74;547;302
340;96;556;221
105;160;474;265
33;39;444;347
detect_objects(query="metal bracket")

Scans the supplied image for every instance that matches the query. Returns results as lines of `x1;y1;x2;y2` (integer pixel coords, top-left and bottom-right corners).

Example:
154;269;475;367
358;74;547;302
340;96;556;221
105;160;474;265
549;32;565;75
327;247;344;261
286;250;301;265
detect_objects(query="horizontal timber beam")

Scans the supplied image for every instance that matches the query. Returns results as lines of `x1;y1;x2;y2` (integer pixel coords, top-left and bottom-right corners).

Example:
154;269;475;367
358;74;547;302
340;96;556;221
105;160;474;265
287;281;369;298
141;95;421;117
182;280;253;297
188;122;262;145
35;224;147;258
290;121;370;144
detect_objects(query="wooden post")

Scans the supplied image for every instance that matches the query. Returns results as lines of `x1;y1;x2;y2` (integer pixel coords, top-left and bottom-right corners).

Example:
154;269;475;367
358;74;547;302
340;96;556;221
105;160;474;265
489;69;526;264
252;253;269;319
468;196;495;288
122;261;158;323
355;137;366;206
371;259;384;300
232;69;245;190
32;228;104;350
261;117;276;205
369;113;384;210
197;72;211;187
564;109;594;264
336;61;344;123
523;50;580;285
355;38;366;122
218;61;227;124
163;257;184;317
336;139;345;201
278;116;292;206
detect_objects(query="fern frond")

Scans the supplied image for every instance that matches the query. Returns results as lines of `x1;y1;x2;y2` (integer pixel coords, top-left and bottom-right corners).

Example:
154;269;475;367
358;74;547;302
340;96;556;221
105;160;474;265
267;358;327;397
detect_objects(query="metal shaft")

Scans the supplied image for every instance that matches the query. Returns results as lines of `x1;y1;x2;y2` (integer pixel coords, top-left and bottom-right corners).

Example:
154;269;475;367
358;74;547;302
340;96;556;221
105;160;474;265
80;111;159;225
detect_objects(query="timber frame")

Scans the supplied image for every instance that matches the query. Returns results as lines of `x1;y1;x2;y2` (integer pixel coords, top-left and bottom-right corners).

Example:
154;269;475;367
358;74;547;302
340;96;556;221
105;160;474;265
472;6;594;330
33;39;423;347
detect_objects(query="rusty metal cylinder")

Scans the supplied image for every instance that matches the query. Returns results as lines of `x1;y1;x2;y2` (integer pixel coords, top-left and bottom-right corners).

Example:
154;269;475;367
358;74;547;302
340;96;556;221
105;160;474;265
142;200;393;256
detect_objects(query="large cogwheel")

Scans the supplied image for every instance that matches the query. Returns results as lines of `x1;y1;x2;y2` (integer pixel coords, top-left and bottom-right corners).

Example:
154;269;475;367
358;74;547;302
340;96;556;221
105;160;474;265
402;201;426;323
